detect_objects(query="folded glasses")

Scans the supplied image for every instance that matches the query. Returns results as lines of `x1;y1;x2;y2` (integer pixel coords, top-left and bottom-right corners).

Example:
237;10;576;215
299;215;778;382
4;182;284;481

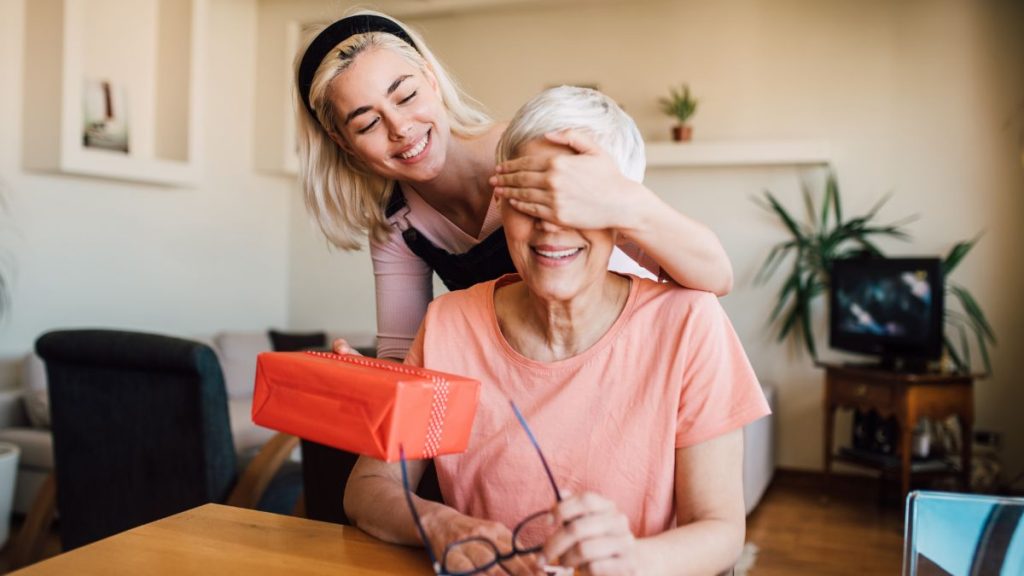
400;400;562;576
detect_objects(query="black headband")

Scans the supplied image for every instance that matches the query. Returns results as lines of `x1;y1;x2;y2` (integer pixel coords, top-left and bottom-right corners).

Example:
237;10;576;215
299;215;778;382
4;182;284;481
298;14;418;121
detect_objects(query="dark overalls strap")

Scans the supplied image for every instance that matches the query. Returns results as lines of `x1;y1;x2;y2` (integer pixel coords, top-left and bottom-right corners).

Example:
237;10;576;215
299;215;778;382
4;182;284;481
386;186;516;291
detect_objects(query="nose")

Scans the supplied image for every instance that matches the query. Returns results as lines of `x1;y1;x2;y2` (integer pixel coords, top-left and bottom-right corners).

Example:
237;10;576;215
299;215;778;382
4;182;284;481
385;110;414;142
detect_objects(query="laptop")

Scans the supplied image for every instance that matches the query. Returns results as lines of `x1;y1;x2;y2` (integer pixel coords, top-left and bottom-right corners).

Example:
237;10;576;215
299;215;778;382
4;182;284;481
903;490;1024;576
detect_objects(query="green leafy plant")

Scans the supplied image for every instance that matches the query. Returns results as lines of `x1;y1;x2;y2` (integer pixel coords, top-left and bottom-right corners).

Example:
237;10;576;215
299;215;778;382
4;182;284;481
755;171;995;374
941;236;997;374
658;84;698;125
754;171;915;360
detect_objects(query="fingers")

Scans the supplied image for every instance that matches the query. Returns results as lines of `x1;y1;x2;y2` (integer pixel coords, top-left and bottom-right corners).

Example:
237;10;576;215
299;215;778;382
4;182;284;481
443;539;503;575
544;129;600;155
576;555;635;576
443;539;544;576
551;534;633;570
554;492;617;525
331;338;360;356
490;170;553;191
493;187;550;205
505;199;556;224
542;493;635;573
495;155;550;175
501;553;547;576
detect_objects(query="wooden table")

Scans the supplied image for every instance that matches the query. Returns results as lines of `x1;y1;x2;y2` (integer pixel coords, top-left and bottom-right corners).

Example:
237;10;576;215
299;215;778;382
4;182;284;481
10;504;434;575
822;364;974;502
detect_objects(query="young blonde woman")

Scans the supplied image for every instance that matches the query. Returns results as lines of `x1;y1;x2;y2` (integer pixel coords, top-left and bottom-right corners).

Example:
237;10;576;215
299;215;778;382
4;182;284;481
297;11;734;362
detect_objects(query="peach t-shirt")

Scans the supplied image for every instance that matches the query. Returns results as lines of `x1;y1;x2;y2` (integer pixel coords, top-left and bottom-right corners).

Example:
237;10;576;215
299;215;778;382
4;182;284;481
405;274;770;538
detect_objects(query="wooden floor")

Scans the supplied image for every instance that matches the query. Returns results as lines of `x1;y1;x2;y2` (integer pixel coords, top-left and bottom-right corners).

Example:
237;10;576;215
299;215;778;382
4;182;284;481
0;470;908;575
746;469;905;575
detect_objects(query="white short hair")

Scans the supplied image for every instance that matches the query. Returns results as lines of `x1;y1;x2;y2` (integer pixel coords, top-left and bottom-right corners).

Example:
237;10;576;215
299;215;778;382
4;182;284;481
496;86;645;182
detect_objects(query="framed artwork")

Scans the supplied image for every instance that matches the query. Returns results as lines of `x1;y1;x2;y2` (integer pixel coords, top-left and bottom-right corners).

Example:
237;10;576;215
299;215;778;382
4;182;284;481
82;78;129;153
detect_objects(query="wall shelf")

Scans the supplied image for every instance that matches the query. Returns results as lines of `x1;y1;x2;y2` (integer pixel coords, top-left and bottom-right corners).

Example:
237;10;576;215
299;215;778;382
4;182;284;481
22;0;206;186
645;140;831;168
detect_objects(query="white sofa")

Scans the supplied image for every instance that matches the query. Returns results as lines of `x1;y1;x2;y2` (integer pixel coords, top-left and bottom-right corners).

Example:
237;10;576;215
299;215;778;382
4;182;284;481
743;382;777;515
0;332;776;517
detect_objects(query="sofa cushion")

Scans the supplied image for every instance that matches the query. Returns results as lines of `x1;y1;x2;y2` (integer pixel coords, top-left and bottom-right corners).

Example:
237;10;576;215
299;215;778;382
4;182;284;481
743;382;777;515
214;332;272;399
228;397;276;459
0;427;52;470
20;354;50;428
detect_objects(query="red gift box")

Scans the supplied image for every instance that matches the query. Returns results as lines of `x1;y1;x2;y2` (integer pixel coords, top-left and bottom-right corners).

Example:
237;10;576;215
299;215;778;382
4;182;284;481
252;351;480;462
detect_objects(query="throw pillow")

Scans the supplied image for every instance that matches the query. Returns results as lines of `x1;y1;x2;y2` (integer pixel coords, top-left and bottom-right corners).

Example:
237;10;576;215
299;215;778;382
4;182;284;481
214;332;274;399
269;330;327;352
20;353;50;428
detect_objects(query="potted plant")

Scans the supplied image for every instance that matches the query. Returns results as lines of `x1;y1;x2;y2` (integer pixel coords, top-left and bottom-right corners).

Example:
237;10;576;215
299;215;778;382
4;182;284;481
658;84;698;142
753;170;995;374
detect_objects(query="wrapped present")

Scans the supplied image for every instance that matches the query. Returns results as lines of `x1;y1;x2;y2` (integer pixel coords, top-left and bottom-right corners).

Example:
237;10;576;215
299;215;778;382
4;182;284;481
252;351;480;462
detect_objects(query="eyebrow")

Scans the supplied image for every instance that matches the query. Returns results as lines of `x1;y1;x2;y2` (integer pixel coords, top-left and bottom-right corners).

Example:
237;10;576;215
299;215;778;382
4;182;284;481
343;74;414;126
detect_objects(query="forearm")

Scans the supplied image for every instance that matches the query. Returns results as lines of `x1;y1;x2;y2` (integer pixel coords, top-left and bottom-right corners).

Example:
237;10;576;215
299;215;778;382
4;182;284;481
345;469;422;545
620;184;733;296
635;518;745;576
344;468;457;547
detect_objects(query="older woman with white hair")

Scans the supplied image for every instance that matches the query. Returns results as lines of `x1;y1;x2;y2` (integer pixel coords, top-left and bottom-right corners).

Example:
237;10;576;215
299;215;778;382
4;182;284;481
344;86;770;576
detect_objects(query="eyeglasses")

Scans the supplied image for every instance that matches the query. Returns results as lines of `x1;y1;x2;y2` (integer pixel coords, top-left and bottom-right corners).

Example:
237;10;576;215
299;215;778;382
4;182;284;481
400;400;562;576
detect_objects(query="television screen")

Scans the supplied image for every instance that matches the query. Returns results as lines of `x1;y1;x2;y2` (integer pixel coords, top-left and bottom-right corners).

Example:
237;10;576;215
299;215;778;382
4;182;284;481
829;258;944;363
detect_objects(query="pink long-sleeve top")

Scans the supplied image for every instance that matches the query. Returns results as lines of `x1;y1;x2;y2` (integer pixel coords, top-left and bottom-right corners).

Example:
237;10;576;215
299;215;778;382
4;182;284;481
370;187;660;361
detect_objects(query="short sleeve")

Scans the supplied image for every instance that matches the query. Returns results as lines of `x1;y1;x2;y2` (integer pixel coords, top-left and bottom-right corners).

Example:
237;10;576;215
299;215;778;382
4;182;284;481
675;293;770;448
403;320;427;368
370;228;433;361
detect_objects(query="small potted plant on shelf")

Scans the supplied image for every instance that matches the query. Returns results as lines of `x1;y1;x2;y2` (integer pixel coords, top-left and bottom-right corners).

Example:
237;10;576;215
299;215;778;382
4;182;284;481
659;84;698;142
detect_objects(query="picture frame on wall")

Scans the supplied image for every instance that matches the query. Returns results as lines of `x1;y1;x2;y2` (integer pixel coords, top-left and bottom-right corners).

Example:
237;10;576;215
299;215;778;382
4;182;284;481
82;78;129;153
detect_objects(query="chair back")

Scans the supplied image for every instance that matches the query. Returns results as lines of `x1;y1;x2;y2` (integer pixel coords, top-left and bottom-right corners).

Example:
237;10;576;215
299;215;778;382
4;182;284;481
37;329;238;550
903;490;1024;576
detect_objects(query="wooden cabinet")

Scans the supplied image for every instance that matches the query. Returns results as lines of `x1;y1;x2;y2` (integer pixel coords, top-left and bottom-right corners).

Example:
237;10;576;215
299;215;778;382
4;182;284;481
822;364;974;502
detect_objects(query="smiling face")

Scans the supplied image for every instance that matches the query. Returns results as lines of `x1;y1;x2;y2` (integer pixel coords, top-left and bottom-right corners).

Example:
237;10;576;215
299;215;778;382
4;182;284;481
325;47;449;183
501;139;617;303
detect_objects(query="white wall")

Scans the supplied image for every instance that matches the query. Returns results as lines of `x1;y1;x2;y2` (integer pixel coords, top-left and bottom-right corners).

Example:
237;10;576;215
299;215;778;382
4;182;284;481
0;0;293;379
1;0;1020;482
281;0;1024;478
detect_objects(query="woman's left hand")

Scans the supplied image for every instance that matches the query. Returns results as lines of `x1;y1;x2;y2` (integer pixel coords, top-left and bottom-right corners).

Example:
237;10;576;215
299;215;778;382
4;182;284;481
490;130;646;231
542;492;639;576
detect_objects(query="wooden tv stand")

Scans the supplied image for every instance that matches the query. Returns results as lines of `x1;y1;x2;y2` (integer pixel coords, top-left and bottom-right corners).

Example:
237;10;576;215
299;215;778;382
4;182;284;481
821;363;974;502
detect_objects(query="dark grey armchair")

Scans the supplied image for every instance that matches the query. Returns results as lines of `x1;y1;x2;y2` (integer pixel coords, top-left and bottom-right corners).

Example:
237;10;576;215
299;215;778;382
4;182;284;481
11;329;301;567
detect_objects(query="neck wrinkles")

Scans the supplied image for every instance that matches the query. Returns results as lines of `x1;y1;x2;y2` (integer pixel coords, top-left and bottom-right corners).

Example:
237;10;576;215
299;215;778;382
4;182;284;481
501;273;631;363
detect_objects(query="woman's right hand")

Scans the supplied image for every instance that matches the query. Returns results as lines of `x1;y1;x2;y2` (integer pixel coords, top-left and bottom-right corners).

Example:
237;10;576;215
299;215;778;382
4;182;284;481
422;509;545;576
331;338;362;356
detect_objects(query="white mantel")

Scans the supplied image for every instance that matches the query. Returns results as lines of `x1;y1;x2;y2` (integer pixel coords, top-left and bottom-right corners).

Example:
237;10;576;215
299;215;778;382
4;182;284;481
645;140;831;168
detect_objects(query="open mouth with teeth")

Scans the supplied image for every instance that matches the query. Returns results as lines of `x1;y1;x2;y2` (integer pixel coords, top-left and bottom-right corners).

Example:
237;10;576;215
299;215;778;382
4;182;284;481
397;129;431;161
531;246;584;264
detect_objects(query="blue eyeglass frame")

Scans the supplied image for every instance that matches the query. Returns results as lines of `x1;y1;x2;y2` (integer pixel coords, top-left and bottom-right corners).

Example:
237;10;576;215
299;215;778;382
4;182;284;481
400;400;562;576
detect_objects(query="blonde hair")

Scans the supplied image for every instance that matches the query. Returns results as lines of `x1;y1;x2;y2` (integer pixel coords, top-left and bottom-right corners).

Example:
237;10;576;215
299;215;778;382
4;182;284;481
496;86;646;183
295;10;492;250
